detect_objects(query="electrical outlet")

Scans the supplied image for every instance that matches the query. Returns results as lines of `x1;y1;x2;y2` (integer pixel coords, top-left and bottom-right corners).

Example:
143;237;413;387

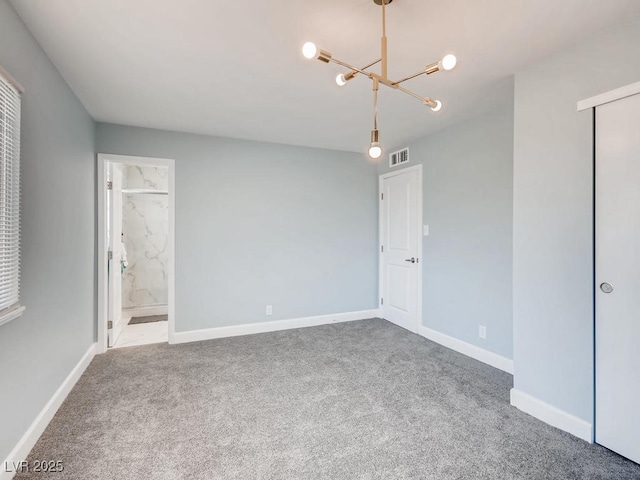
479;325;486;339
266;305;272;316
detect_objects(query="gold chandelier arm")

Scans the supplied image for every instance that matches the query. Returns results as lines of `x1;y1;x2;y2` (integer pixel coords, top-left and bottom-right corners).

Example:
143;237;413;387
341;58;382;82
362;58;382;71
392;71;425;86
329;57;374;77
395;84;436;107
392;62;440;85
395;85;424;101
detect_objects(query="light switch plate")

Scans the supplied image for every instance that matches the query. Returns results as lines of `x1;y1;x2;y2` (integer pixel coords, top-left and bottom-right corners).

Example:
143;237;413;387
423;225;429;236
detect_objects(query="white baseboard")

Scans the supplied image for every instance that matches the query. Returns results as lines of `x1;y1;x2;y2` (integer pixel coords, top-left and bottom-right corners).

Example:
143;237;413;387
510;388;593;442
171;309;381;345
418;326;514;374
123;305;168;318
1;343;97;480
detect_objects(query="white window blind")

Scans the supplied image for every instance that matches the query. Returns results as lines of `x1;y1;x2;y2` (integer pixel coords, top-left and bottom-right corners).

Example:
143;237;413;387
0;69;23;325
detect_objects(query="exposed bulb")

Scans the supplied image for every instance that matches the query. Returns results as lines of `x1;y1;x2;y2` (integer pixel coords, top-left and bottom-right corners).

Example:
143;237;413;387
336;74;347;87
302;42;317;59
440;54;457;71
368;143;383;160
431;100;442;112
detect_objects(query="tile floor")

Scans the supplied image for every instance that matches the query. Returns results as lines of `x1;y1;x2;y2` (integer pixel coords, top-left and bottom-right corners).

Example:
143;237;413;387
112;314;168;349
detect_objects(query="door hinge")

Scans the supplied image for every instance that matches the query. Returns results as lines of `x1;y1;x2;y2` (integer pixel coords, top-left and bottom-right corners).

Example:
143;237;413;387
381;298;384;305
107;181;113;190
108;250;113;260
107;320;113;330
381;245;384;253
381;193;384;200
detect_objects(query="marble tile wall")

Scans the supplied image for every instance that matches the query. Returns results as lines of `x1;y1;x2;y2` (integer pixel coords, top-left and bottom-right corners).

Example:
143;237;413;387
124;164;169;190
122;166;169;308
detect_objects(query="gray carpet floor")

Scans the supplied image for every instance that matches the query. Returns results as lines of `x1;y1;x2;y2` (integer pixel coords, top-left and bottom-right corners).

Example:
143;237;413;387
16;319;640;479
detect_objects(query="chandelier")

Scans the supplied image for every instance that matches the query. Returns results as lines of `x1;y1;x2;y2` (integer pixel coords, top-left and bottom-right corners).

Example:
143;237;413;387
302;0;457;159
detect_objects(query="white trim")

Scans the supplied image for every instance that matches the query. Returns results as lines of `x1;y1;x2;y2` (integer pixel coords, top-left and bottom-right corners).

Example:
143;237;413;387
123;305;168;318
418;326;514;374
510;388;593;442
379;164;423;334
122;189;168;195
171;309;381;344
97;154;176;353
97;156;105;352
1;344;97;480
111;316;125;345
0;305;25;327
577;81;640;111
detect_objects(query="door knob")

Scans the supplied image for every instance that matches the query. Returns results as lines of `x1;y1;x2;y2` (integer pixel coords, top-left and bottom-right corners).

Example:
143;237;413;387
405;257;416;263
600;282;614;294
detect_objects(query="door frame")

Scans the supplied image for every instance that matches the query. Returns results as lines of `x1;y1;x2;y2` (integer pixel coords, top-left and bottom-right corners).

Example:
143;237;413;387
97;153;176;353
107;163;125;347
378;164;423;334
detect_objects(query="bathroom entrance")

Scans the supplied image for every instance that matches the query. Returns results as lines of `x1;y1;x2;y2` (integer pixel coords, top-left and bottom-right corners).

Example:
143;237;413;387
98;154;175;352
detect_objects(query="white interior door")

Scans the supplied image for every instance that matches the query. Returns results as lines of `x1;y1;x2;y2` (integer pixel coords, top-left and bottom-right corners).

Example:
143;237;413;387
380;167;421;333
107;163;124;347
595;92;640;464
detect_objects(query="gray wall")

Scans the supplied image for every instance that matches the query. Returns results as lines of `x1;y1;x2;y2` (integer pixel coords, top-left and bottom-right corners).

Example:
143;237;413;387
96;124;379;332
378;83;515;360
0;0;95;462
513;16;640;422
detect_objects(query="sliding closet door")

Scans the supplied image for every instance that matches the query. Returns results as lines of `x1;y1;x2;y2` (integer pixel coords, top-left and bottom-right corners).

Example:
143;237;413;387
595;92;640;464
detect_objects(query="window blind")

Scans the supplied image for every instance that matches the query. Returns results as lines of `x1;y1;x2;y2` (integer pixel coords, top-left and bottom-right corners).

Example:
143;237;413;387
0;70;22;319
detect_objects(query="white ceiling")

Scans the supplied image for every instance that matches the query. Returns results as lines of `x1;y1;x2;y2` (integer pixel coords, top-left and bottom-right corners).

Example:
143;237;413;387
9;0;640;153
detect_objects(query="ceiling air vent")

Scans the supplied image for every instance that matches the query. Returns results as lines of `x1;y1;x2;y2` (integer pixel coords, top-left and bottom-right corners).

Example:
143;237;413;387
389;148;409;168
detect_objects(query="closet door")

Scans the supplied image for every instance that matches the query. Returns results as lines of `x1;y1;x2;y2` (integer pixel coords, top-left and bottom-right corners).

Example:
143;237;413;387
595;92;640;464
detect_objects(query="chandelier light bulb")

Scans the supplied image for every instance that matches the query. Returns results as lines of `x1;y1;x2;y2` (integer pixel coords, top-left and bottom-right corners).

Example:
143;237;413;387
431;100;443;112
368;143;383;160
440;54;457;71
336;74;347;86
302;42;318;59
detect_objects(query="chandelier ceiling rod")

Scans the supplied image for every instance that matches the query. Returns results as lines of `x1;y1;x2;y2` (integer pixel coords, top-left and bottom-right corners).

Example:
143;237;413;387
381;0;388;79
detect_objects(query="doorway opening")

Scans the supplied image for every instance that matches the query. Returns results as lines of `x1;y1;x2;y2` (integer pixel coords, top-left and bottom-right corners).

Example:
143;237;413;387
97;154;175;352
